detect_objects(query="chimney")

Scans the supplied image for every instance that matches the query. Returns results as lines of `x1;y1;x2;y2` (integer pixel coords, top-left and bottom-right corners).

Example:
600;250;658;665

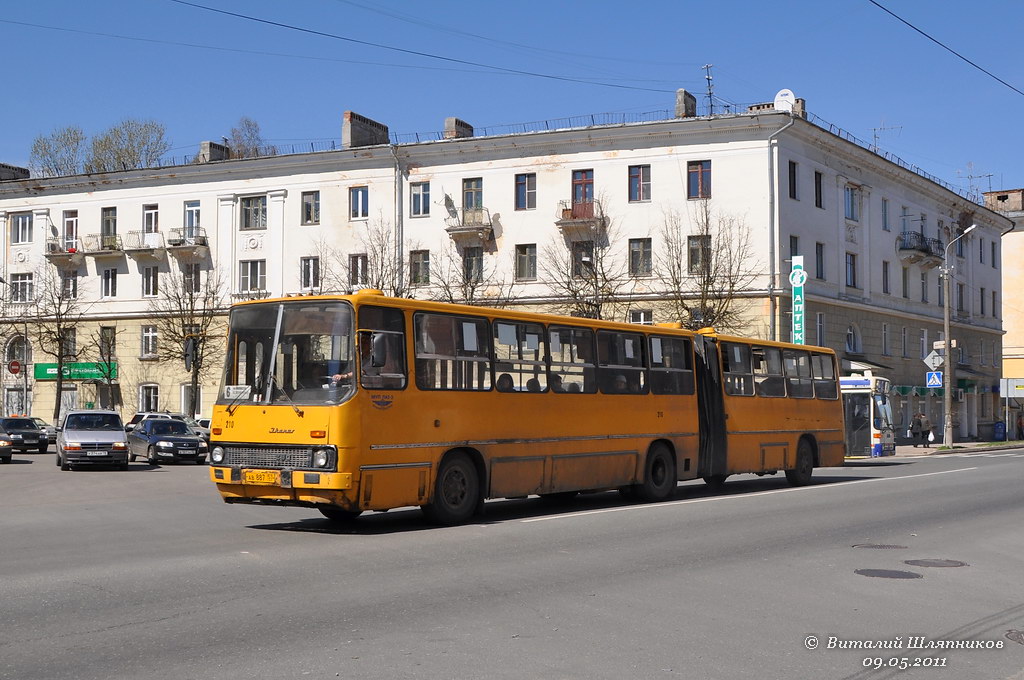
197;141;230;163
444;117;474;139
675;89;697;118
343;111;390;148
0;163;29;181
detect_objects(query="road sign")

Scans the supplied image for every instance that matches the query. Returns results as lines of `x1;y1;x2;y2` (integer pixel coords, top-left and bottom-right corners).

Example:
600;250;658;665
7;360;20;375
923;350;944;370
926;371;943;388
790;255;805;345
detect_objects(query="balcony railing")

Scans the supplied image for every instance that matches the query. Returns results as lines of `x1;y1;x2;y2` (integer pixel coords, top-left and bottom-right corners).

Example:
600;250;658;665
896;231;944;268
444;207;493;240
167;227;209;247
82;233;123;254
123;230;166;251
555;198;606;237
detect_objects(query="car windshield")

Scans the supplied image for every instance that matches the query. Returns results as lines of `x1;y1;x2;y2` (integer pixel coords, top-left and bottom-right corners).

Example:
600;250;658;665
1;418;36;430
65;413;123;430
151;421;190;435
219;300;355;407
32;418;50;428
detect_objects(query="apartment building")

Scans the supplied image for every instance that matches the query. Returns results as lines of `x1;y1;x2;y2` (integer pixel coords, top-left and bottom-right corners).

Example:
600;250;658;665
0;90;1009;438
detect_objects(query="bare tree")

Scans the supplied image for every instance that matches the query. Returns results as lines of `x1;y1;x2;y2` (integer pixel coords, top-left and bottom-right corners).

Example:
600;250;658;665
147;262;227;417
656;200;762;333
29;126;87;177
25;266;90;422
355;216;415;298
85;325;121;410
431;240;515;307
85;119;171;173
227;117;276;159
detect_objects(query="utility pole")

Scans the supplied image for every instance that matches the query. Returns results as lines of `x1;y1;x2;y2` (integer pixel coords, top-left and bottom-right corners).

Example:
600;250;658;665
703;64;714;116
941;224;976;446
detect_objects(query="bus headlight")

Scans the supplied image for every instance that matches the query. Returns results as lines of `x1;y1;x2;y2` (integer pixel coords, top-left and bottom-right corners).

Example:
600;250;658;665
211;446;225;464
313;448;331;468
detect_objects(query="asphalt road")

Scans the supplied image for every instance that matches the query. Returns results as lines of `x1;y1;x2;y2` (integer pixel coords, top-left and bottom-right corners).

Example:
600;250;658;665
1;451;1023;680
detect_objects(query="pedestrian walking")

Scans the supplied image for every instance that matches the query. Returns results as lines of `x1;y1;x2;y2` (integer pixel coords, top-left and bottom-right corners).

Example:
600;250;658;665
920;413;933;447
910;413;923;447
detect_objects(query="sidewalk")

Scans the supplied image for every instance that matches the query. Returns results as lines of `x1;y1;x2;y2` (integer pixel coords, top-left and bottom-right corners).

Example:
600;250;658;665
892;439;1024;457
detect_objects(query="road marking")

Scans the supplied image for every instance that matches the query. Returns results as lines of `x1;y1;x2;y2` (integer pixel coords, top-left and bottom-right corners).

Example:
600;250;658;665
521;467;978;523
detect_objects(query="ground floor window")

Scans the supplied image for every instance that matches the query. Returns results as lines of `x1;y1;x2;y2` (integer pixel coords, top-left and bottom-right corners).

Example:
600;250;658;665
140;384;159;412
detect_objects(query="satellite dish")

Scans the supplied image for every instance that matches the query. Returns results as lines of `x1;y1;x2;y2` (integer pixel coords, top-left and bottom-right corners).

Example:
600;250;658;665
443;194;458;219
773;89;796;113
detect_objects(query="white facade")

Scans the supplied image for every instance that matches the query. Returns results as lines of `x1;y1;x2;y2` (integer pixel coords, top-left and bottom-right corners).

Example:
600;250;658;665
0;104;1009;437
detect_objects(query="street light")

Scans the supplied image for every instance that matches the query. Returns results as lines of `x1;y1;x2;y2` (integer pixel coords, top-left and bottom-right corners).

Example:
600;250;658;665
940;224;977;447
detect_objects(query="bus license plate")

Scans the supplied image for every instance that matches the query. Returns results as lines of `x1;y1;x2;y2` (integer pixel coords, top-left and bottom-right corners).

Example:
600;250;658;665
243;470;279;485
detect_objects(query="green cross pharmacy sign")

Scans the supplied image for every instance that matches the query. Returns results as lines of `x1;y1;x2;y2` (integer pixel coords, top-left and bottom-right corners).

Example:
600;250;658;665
33;362;117;381
790;255;807;345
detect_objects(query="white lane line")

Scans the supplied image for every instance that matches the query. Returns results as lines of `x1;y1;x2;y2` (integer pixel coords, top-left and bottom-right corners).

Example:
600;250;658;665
521;467;978;523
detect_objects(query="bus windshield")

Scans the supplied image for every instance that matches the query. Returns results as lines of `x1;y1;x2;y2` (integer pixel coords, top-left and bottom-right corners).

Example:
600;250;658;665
218;301;356;406
872;393;894;431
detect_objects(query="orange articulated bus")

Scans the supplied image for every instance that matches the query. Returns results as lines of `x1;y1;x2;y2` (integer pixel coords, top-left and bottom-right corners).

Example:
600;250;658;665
209;290;845;525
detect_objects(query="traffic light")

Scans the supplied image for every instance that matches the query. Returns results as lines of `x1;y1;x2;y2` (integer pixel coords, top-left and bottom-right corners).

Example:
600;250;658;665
183;336;199;371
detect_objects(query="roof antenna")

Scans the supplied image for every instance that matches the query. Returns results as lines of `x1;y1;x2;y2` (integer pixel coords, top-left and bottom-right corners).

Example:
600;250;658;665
703;64;715;116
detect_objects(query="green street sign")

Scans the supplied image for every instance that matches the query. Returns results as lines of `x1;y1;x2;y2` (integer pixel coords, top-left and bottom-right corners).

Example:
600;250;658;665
789;255;807;345
33;362;118;381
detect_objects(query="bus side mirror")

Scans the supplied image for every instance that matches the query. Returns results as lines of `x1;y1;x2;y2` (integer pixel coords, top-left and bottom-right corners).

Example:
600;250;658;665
371;333;388;368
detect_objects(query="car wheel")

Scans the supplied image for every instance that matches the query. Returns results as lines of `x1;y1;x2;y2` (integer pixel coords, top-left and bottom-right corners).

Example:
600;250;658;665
38;444;48;454
1;455;10;464
127;451;136;462
60;454;70;471
148;446;159;466
196;457;206;465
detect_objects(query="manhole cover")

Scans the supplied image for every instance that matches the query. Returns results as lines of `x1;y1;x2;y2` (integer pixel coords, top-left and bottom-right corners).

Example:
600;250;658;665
905;559;969;568
855;569;923;579
852;544;908;549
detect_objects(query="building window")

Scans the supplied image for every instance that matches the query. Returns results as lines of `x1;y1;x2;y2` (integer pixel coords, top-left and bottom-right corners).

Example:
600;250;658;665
980;287;987;316
61;329;77;360
920;330;928;359
410;182;430;217
350;186;369;220
920;272;928;303
11;212;33;244
845;324;861;353
143;204;159;234
918;213;927;233
815;313;825;346
979;238;986;264
814;171;823;208
462;246;483;283
100;207;117;238
901;266;909;298
572;241;595;279
184;200;201;236
881;199;890;231
515;173;536;210
956;283;965;312
901;327;908;357
301;191;320;225
515;244;536;281
845;253;858;288
955;227;966;257
9;273;33;303
101;268;118;298
141;326;158;357
628;238;652;277
183;262;202;294
882;323;890;356
349;254;368;287
688;235;710;275
181;384;202;417
139;384;159;411
937;277;944;307
900;206;910;232
239;260;266;293
814;243;825;280
62;210;78;249
789;235;799;260
410;250;430;285
844;186;860;221
462;178;483;210
240;196;267;230
301;256;320;290
993;290;999;318
143;266;159;298
882;261;890;294
687;160;711;199
61;271;77;300
630;309;653;325
788;161;798;200
99;327;116;358
628;165;651;202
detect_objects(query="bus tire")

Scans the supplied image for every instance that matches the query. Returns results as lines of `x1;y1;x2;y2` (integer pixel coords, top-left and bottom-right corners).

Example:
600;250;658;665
785;439;814;486
422;452;479;526
634;443;676;502
318;506;363;522
703;474;728;489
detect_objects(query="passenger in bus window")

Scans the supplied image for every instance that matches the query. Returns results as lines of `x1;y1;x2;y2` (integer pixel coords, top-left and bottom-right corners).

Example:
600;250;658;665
526;378;542;392
566;383;581;393
610;374;628;393
496;373;515;392
549;374;564;392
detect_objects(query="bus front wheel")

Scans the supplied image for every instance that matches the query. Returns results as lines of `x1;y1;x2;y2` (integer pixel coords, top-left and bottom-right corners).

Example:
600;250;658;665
633;443;677;502
422;452;479;526
785;440;814;486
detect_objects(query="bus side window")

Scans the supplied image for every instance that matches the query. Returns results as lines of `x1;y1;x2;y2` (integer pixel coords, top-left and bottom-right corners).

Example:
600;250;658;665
358;306;407;389
650;336;694;395
549;326;597;394
783;348;814;398
752;346;786;397
414;312;491;391
811;352;838;399
493;321;546;392
597;330;647;394
721;342;754;396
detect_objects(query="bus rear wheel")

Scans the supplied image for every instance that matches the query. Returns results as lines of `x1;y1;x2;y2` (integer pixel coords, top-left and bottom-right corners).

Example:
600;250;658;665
633;443;676;502
785;440;814;486
422;452;479;526
318;506;363;522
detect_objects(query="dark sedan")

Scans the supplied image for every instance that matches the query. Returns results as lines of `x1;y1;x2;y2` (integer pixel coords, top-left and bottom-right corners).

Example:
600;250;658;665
127;419;209;465
0;417;48;453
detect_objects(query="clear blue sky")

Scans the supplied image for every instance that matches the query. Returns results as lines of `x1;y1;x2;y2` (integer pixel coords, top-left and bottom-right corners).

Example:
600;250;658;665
2;0;1022;194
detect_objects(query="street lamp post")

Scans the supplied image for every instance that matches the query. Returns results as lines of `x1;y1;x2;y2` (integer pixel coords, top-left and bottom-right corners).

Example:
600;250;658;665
940;224;976;447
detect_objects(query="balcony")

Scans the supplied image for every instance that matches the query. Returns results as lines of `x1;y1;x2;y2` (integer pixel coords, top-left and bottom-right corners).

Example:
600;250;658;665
81;233;124;257
123;230;166;258
444;207;493;242
555;199;606;238
231;289;271;302
43;238;86;267
896;231;944;269
166;227;210;258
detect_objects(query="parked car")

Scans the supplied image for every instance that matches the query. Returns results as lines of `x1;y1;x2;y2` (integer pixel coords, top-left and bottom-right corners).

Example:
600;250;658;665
127;412;208;441
31;417;57;447
0;417;47;453
127;418;209;465
56;410;129;471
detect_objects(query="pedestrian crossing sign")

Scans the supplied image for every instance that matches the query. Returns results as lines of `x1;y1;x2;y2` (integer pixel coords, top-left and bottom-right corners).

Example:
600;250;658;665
926;371;943;388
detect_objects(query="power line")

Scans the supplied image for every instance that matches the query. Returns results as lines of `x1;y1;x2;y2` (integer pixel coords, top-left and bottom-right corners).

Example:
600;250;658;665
166;0;673;94
867;0;1024;97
